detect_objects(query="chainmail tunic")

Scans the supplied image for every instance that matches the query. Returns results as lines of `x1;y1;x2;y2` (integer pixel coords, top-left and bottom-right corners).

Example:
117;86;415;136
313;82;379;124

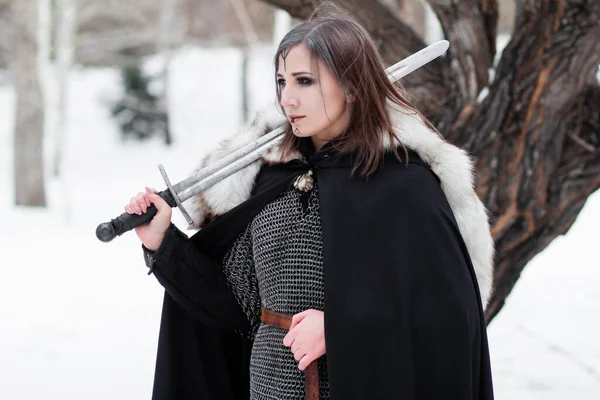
222;182;330;399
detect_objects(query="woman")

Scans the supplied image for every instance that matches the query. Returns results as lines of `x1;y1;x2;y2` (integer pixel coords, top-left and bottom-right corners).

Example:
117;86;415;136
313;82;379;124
126;16;495;400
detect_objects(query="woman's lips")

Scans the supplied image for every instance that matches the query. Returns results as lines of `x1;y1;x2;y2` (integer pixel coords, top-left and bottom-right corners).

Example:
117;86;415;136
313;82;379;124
291;116;305;123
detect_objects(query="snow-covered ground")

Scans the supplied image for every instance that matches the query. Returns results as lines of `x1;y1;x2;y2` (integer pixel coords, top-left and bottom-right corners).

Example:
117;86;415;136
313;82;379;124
1;46;599;399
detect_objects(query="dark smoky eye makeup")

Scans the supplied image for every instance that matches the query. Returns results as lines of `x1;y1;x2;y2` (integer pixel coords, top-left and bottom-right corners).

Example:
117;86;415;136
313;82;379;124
297;77;313;85
276;75;314;87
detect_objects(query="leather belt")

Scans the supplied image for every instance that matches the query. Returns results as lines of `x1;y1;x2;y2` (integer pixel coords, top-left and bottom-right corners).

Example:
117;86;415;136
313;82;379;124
260;307;320;400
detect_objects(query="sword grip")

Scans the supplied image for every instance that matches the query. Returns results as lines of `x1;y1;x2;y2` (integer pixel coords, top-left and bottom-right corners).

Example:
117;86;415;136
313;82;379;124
96;190;176;242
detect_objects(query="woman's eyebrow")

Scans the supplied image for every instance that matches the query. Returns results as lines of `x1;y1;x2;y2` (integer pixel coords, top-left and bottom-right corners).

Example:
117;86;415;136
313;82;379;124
276;71;313;77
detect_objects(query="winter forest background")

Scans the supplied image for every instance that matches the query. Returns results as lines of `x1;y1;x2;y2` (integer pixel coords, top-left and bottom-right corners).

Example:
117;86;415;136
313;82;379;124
1;0;599;399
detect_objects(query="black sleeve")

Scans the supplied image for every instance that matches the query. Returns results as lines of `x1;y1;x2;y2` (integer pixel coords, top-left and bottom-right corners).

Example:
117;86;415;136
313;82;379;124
147;223;249;331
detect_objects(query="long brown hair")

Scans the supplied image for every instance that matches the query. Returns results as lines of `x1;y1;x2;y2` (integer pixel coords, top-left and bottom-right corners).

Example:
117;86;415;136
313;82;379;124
274;16;431;176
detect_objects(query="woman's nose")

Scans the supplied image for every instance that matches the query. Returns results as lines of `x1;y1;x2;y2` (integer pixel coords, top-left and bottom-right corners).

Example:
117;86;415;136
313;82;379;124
280;88;298;108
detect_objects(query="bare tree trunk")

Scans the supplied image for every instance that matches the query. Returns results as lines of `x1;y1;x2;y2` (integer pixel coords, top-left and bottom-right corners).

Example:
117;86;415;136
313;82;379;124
462;0;600;323
241;48;250;123
423;2;442;45
157;0;176;146
13;0;46;207
229;0;260;123
38;0;51;68
53;0;77;177
261;0;600;323
380;0;426;38
273;9;292;45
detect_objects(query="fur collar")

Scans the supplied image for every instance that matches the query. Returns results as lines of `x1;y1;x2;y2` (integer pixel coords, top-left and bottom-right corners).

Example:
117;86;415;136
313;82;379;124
186;105;495;309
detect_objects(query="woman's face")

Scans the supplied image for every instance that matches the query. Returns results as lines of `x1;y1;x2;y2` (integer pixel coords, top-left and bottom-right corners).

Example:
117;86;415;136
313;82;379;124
277;43;352;150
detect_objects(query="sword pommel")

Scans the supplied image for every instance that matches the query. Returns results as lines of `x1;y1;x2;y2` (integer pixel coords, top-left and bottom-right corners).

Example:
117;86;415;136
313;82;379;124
96;222;117;242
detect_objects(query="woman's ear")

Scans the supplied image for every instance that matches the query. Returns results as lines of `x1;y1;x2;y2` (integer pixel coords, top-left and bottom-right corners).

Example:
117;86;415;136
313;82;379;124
346;93;356;103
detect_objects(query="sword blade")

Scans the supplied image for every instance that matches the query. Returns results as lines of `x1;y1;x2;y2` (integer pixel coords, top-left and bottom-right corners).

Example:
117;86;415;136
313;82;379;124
175;40;450;204
387;40;449;81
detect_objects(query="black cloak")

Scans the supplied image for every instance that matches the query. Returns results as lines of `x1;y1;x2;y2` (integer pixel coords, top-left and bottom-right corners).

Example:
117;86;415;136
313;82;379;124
147;144;494;400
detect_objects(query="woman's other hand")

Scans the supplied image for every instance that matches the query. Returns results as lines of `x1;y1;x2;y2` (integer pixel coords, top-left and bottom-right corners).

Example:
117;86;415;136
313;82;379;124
124;187;172;251
283;309;326;371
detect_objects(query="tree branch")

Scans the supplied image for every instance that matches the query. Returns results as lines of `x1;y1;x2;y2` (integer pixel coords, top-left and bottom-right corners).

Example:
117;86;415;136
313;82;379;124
426;0;498;104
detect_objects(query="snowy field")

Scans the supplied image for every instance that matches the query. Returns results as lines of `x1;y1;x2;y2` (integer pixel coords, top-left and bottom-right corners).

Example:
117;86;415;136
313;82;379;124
1;46;599;399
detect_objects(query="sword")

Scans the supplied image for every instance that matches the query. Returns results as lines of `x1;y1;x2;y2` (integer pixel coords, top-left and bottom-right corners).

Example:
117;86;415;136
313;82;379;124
96;40;449;242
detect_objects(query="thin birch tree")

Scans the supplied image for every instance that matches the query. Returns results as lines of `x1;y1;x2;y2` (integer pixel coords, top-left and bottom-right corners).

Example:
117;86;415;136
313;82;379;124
155;0;176;145
53;0;77;177
13;0;46;206
229;0;260;123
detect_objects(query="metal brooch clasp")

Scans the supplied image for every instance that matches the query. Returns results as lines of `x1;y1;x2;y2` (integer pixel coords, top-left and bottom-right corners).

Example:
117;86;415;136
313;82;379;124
294;169;315;192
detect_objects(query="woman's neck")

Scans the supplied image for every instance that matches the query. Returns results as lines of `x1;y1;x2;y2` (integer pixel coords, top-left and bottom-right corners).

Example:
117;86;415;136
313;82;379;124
311;137;329;151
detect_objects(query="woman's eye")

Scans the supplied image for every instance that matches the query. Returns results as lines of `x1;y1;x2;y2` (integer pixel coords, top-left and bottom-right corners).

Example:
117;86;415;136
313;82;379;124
298;77;313;86
277;79;285;87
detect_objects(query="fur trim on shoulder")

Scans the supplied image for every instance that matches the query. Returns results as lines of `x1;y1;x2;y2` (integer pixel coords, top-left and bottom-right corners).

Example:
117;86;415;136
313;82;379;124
186;107;298;228
185;105;495;308
389;105;495;308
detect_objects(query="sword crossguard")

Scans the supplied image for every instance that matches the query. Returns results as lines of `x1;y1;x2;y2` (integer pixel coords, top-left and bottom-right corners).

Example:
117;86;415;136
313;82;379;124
158;164;195;225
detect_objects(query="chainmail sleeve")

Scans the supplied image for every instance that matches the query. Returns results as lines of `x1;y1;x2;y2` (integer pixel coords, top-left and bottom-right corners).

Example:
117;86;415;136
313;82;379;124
222;225;262;341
